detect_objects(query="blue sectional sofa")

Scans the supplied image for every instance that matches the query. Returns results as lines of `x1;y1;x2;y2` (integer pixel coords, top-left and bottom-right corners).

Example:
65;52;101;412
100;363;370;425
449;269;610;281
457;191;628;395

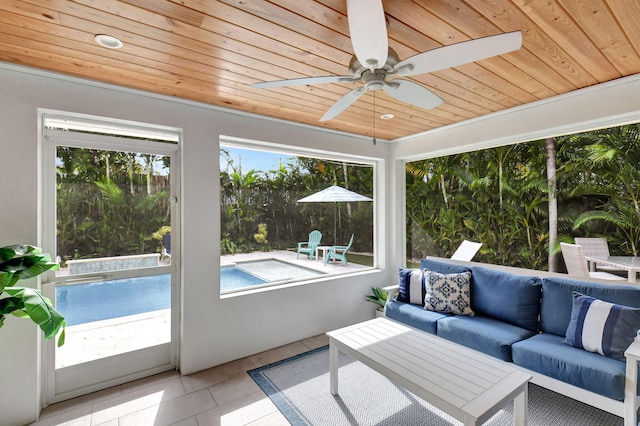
384;258;640;425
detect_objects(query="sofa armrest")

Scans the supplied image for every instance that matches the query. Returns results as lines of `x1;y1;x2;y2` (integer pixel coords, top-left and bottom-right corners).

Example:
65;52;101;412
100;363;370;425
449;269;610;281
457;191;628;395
382;285;399;305
624;332;640;426
381;285;399;316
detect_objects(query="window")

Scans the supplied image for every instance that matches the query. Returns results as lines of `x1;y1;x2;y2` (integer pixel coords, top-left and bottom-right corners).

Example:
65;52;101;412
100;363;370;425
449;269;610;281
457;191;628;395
220;142;375;293
405;123;640;272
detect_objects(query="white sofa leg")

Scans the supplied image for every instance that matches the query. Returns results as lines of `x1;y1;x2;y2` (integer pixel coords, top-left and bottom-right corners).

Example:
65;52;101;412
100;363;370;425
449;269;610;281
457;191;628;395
624;336;640;426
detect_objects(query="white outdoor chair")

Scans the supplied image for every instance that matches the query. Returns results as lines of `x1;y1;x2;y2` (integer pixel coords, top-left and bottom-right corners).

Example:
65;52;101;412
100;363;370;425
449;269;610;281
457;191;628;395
560;242;625;281
450;240;482;261
574;237;627;275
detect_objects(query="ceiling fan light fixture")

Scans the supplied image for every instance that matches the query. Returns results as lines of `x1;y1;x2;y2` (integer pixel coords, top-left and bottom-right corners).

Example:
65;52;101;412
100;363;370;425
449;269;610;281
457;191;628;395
94;34;123;49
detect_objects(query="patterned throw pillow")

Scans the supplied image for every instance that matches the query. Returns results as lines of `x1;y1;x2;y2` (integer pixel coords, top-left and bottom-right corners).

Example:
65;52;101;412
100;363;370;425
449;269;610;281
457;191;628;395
423;270;474;316
564;292;640;361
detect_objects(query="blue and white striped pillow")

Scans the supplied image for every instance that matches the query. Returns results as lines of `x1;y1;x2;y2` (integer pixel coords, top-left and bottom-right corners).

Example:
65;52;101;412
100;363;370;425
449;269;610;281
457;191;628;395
397;268;428;305
564;292;640;361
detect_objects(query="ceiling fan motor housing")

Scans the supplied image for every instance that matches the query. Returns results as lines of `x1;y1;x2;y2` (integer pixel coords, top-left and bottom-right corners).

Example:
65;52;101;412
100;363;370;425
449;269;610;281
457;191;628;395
349;48;399;81
362;71;387;91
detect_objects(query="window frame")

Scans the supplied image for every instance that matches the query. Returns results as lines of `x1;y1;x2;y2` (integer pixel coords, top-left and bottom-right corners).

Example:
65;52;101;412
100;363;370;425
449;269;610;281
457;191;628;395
219;136;381;296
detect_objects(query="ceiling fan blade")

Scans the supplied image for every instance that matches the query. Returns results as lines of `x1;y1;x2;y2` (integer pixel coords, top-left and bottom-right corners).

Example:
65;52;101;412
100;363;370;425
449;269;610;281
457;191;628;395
382;79;443;110
320;87;366;121
394;31;522;77
253;75;357;89
347;0;388;70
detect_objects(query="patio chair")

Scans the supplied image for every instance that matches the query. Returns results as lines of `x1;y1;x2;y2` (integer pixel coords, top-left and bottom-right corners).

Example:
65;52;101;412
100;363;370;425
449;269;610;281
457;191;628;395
297;230;322;259
324;234;354;266
161;233;171;261
450;240;482;261
560;242;625;281
574;237;627;275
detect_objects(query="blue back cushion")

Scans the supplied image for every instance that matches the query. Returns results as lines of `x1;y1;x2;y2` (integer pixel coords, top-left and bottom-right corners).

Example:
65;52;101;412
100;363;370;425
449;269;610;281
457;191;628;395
471;267;542;331
541;276;640;336
420;258;470;274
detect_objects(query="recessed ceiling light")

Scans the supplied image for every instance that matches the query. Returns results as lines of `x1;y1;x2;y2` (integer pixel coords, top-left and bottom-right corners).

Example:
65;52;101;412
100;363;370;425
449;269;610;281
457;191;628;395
380;113;394;120
94;34;123;49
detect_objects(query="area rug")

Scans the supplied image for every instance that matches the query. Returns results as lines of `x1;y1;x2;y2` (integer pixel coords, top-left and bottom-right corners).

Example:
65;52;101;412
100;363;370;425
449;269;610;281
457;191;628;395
248;345;623;426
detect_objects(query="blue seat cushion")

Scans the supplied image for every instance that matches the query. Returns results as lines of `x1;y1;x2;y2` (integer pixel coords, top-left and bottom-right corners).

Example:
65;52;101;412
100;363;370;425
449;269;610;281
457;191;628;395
512;333;627;400
471;267;542;331
436;315;536;362
541;276;640;336
385;300;450;334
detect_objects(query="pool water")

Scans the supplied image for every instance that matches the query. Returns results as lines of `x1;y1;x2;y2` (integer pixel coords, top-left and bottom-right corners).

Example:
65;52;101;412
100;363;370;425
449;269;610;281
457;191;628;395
221;259;325;292
56;274;171;326
236;259;325;282
56;260;325;325
220;267;267;291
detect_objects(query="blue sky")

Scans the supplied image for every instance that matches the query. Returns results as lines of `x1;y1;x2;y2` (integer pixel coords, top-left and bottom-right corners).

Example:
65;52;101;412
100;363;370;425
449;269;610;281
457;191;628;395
220;146;296;174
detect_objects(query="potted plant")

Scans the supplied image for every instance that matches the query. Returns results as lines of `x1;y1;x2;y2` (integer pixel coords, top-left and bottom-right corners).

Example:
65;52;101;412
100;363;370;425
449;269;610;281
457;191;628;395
0;244;65;346
364;286;388;317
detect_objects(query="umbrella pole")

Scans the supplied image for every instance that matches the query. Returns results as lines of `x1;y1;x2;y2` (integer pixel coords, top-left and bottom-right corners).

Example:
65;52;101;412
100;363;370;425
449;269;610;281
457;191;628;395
333;202;337;245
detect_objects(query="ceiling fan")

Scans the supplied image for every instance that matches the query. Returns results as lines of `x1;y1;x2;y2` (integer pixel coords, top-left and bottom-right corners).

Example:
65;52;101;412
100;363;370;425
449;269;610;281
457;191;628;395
253;0;522;122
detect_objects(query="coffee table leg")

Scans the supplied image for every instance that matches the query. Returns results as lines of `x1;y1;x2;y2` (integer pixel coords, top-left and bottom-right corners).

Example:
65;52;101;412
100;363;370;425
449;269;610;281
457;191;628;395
513;384;528;426
329;340;338;395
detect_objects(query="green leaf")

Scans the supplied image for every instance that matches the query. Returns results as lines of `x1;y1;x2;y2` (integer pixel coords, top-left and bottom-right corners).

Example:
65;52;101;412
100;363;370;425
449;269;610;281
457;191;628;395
0;271;15;292
11;309;29;318
364;287;388;308
0;245;58;289
57;328;66;347
3;287;66;342
0;296;25;315
0;244;40;263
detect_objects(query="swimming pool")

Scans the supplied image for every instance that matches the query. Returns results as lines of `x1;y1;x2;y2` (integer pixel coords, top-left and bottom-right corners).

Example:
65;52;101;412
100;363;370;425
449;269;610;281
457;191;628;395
56;259;325;325
221;259;325;292
56;274;171;326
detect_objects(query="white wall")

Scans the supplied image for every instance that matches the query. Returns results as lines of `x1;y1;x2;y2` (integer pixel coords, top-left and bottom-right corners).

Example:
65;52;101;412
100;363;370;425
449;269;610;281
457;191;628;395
0;64;391;425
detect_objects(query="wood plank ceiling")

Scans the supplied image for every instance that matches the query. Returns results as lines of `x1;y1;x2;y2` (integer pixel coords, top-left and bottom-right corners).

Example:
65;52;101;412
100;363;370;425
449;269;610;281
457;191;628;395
1;0;640;141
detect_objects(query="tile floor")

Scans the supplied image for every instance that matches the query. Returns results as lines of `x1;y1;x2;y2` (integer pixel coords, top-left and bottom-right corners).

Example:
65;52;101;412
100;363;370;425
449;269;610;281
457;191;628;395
31;334;330;426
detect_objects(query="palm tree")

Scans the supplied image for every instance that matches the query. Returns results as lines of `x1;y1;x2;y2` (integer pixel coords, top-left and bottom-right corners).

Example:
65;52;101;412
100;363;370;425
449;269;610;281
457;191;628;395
570;124;640;255
546;137;559;271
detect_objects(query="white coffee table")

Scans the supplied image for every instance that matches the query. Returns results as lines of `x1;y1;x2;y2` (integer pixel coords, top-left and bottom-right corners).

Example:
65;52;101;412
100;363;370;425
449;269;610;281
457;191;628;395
327;318;531;425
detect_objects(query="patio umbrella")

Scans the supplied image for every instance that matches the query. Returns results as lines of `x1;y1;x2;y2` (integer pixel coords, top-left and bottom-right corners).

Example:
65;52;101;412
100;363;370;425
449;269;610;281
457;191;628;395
298;185;373;245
